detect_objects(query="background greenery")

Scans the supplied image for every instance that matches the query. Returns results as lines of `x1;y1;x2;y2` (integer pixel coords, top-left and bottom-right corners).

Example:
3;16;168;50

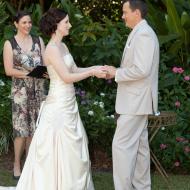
0;0;190;173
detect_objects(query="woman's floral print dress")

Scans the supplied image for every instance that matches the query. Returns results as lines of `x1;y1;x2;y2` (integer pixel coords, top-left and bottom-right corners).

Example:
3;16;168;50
9;36;46;138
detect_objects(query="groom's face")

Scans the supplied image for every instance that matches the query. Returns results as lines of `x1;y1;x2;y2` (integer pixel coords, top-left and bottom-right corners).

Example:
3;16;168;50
122;2;138;29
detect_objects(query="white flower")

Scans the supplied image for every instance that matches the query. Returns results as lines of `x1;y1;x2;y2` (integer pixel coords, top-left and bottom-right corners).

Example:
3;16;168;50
75;14;83;19
106;115;114;119
100;92;105;97
1;104;4;107
99;102;104;109
93;101;98;105
161;127;165;131
0;80;5;86
88;110;94;116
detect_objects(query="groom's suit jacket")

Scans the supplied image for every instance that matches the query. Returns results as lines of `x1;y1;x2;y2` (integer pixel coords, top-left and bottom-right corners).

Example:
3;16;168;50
115;20;159;115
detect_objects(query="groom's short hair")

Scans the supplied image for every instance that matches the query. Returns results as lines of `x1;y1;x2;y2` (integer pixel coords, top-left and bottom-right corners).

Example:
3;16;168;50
122;0;148;18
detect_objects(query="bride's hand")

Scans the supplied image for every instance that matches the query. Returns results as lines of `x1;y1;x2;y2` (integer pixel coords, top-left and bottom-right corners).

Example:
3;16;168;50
92;66;107;78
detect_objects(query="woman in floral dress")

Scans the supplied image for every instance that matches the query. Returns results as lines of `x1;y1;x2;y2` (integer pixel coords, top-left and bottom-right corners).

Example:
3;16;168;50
3;11;46;180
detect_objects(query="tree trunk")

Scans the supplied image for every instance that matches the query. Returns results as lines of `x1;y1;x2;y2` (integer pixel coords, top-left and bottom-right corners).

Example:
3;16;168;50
39;0;44;12
18;0;22;10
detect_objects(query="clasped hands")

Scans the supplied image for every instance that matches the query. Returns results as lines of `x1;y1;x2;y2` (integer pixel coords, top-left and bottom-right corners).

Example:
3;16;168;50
92;65;116;79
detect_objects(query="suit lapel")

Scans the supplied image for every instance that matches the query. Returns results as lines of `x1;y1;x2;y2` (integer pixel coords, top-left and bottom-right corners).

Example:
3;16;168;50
120;20;147;65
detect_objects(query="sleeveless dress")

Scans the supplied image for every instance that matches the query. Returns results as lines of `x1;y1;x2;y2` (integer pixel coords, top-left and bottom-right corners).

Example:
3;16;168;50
13;53;95;190
9;36;45;138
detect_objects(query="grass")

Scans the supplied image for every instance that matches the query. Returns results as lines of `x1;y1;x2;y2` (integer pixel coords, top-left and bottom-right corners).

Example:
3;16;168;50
0;169;17;187
93;172;190;190
0;169;190;190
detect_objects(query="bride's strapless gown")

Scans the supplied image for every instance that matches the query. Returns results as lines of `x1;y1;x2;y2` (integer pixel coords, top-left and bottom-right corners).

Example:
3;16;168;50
0;54;94;190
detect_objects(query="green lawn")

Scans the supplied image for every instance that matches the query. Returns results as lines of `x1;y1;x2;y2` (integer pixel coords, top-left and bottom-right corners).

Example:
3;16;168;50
0;169;190;190
93;172;190;190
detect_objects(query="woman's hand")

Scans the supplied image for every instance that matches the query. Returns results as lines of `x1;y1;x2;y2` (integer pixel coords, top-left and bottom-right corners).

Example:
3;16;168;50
92;66;107;78
43;72;49;79
22;71;30;78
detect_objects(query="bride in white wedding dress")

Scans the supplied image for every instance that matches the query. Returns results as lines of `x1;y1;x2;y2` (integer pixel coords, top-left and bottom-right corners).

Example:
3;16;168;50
0;8;107;190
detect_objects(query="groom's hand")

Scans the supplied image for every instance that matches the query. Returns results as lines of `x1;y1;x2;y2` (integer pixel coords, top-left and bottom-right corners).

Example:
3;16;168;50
92;66;107;78
103;65;116;79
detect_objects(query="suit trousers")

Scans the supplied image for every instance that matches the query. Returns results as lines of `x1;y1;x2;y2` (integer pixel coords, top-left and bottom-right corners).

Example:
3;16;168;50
112;114;151;190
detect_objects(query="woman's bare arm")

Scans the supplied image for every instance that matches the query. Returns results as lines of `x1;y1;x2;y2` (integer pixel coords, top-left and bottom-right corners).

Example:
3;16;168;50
45;45;106;83
3;40;29;78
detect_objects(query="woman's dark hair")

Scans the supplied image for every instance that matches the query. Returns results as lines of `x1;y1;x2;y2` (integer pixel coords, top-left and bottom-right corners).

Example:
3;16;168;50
13;11;31;23
122;0;148;18
39;8;68;37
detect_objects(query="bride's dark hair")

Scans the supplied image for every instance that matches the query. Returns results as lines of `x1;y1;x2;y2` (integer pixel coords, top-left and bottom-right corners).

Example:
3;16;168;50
39;8;68;36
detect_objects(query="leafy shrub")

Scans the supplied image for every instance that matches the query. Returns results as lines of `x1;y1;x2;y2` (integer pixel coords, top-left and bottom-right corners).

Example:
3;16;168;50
0;75;12;154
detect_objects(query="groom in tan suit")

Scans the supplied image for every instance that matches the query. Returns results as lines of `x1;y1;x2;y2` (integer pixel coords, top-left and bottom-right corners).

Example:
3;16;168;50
105;0;159;189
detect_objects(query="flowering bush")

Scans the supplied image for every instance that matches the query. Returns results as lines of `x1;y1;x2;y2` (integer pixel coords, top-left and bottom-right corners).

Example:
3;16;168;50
75;78;116;154
0;76;12;154
151;54;190;173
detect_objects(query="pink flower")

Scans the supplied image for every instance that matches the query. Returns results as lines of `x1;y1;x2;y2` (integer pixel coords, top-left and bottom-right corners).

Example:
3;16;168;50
178;67;184;73
184;76;190;81
172;67;179;73
184;146;190;153
172;67;184;74
175;101;180;108
160;144;167;150
174;161;180;167
176;137;185;142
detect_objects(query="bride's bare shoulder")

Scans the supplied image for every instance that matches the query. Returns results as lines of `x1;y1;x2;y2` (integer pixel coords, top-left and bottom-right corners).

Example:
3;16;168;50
46;42;58;49
61;42;69;52
45;43;59;54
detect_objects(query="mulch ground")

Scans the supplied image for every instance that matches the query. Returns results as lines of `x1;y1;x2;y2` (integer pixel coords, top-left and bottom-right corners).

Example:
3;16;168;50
0;146;112;172
91;149;112;172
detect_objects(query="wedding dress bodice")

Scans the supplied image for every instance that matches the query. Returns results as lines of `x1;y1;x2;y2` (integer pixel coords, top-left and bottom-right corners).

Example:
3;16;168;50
47;53;74;84
46;53;76;103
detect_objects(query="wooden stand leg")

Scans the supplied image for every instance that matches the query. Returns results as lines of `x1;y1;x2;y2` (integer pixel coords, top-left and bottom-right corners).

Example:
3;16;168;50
150;149;170;188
